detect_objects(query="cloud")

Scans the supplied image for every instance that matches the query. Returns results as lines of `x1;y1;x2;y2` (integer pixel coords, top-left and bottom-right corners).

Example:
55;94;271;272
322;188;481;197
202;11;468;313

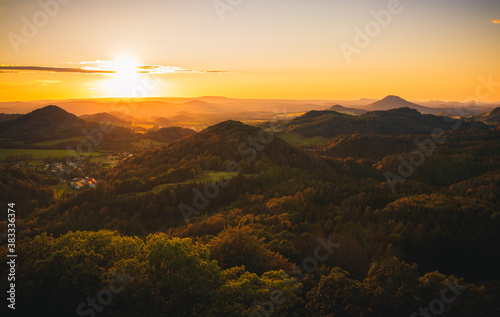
0;80;60;87
492;20;500;24
137;65;230;74
0;65;113;74
0;61;230;75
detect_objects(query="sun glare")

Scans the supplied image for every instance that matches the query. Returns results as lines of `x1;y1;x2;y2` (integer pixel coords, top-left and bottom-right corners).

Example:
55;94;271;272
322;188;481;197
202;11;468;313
113;56;139;75
101;56;147;97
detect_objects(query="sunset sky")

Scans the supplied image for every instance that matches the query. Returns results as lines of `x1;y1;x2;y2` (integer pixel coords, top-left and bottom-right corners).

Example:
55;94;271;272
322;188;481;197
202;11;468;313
0;0;499;102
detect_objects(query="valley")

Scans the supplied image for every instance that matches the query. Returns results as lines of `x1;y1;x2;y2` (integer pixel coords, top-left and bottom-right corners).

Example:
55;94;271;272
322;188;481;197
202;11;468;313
1;97;499;316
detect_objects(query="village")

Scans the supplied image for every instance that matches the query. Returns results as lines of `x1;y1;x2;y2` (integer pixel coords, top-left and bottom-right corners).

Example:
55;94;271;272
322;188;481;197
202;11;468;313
39;152;135;190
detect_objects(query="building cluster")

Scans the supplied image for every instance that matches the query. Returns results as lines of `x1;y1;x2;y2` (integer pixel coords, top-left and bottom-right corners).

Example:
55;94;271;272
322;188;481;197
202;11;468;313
106;152;133;165
70;177;97;190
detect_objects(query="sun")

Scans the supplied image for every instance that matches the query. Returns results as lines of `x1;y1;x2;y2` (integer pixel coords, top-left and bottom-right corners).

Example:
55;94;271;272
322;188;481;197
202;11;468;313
113;56;139;75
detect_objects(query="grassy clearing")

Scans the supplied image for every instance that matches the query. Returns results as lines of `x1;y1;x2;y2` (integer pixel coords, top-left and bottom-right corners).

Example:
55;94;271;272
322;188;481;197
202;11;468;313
34;137;87;147
131;139;166;148
278;133;330;147
135;170;255;196
134;123;155;130
51;184;75;200
148;171;239;195
0;149;101;160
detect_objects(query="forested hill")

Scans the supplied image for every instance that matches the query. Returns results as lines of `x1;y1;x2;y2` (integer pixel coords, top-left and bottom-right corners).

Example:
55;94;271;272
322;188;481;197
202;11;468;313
0;105;87;141
119;120;330;176
0;105;135;148
79;112;129;125
280;107;492;138
144;126;196;143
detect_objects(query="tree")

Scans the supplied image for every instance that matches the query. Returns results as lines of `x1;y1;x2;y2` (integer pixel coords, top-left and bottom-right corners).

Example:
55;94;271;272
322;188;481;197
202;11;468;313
306;267;366;316
209;225;290;274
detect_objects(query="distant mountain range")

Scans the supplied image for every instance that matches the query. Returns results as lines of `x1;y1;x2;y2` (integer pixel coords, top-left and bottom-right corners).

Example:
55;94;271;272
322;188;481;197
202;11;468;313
0;97;342;117
363;95;431;112
1;96;493;120
1;103;495;145
361;95;489;116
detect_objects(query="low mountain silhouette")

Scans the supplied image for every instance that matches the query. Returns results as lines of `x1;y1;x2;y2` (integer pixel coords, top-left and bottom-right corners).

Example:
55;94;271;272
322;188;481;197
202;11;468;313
0;105;90;142
364;95;449;114
280;107;491;138
153;117;172;126
0;105;134;145
365;95;420;110
144;127;196;143
471;106;500;124
80;112;129;126
328;105;367;115
486;107;500;122
0;113;22;122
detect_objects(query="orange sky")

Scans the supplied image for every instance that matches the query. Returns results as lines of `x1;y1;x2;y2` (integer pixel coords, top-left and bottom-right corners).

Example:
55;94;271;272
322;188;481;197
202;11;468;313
0;0;499;102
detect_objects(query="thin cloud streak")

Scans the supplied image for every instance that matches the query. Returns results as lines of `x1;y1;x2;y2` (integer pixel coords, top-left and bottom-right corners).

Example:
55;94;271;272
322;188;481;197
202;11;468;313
0;62;231;75
0;66;114;74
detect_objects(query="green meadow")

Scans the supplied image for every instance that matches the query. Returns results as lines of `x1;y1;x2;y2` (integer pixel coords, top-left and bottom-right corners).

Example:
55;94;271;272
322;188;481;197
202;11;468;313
0;148;101;160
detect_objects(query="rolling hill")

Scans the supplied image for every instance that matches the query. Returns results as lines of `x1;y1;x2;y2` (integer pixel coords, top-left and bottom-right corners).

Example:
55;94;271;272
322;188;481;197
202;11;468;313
0;105;134;149
470;106;500;124
0;105;90;142
80;112;130;126
279;107;491;138
0;113;22;122
122;120;331;176
328;105;367;115
144;126;197;143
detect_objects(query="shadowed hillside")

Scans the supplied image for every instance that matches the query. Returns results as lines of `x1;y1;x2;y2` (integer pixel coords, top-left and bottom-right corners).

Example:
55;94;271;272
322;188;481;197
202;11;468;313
280;107;491;138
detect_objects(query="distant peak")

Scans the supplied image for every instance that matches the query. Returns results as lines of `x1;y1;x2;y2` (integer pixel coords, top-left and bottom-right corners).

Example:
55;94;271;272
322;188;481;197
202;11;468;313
381;95;406;101
29;105;69;115
39;105;65;111
21;105;78;121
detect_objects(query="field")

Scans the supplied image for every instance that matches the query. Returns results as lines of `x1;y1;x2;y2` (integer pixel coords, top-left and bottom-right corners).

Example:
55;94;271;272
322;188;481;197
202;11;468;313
0;149;101;160
34;136;87;147
51;183;76;200
131;139;167;148
139;171;249;195
278;132;330;146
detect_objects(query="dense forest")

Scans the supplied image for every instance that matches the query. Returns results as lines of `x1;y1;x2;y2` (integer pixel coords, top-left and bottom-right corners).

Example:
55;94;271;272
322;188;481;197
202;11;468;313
1;107;499;316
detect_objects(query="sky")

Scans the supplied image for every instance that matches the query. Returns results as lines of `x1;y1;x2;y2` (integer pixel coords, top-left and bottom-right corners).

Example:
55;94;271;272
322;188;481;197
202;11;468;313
0;0;499;102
